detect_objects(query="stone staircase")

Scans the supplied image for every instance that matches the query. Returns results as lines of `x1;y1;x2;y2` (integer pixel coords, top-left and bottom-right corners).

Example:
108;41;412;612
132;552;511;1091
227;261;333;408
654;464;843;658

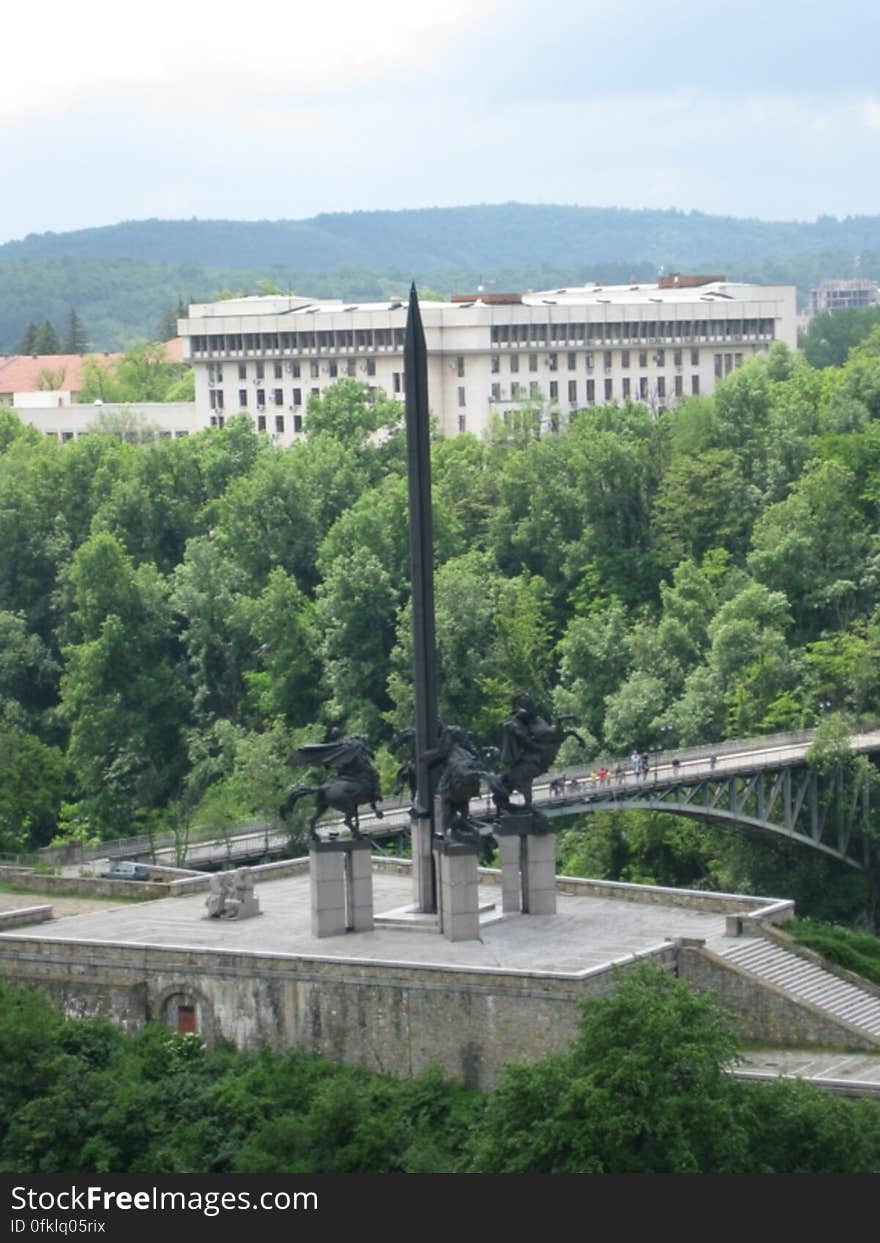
707;936;880;1042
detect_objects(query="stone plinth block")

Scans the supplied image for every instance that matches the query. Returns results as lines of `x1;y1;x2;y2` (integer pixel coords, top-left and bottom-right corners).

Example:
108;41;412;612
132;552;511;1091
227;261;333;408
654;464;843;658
495;812;557;916
411;817;436;914
309;839;374;937
435;839;480;942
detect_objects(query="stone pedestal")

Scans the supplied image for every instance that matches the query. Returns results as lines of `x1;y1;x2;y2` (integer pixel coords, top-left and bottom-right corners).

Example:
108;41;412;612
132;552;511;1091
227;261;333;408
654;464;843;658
309;839;374;938
411;816;436;913
495;813;557;915
435;838;480;942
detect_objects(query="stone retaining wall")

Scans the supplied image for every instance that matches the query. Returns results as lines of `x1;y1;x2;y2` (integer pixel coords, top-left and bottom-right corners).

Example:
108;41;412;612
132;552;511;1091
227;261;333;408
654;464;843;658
0;933;677;1090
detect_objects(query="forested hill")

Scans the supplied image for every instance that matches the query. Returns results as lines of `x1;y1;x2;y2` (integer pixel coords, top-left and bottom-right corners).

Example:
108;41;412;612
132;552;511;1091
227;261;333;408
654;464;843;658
4;204;880;351
5;203;880;271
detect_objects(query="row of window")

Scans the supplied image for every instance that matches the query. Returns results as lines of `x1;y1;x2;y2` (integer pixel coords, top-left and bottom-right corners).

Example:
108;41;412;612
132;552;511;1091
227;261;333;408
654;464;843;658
207;359;377;383
486;348;701;375
193;327;406;356
490;318;775;346
210;413;304;435
484;375;701;404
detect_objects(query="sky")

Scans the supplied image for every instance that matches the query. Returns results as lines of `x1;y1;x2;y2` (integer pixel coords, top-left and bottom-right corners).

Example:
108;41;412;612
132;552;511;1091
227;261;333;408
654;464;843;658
2;0;878;243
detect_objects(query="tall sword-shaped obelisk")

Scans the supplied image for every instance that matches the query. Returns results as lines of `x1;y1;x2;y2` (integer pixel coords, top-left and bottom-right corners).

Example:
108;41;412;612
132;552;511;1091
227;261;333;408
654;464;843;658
404;284;438;912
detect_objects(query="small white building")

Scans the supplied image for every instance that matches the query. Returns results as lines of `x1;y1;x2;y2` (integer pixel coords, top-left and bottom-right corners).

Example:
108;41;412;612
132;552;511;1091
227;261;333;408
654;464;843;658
179;276;797;443
12;401;200;442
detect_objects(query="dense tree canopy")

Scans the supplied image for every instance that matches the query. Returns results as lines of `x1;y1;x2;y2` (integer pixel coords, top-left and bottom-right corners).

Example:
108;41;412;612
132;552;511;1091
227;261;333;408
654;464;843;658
1;339;880;914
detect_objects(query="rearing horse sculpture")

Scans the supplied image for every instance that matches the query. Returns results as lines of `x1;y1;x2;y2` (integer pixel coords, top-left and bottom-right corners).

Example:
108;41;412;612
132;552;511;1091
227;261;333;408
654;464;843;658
280;731;383;841
493;692;586;814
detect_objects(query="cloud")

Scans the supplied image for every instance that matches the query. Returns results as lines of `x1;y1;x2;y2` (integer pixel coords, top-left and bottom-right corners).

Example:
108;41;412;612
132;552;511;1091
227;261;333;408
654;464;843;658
1;0;498;123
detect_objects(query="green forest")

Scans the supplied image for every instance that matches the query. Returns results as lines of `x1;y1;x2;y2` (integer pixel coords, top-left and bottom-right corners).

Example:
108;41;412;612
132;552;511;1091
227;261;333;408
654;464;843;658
3;965;880;1174
4;318;880;921
2;204;880;349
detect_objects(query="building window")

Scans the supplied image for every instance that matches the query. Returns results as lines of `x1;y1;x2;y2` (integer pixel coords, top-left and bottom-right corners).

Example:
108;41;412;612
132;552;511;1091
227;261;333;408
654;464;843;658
274;362;283;380
510;354;519;373
548;352;558;371
255;362;264;380
674;350;682;367
491;355;500;373
640;377;648;399
528;353;538;372
366;359;376;376
657;377;666;399
734;353;743;369
275;415;285;433
549;380;558;400
511;381;521;400
292;388;302;406
458;414;466;432
604;378;613;401
714;354;723;378
674;374;683;396
293;414;303;433
238;363;247;380
621;350;630;368
344;359;355;376
692;375;700;395
568;352;577;370
568;379;577;403
654;349;665;367
257;415;266;432
691;349;699;366
310;361;319;378
639;352;647;369
238;389;247;408
328;361;338;378
457;386;466;407
586;379;595;403
393;372;402;393
256;388;265;408
456;356;465;377
585;352;594;370
724;353;733;375
529;381;540;399
622;377;631;399
603;350;613;370
311;387;320;399
273;388;283;406
292;362;301;378
491;382;501;402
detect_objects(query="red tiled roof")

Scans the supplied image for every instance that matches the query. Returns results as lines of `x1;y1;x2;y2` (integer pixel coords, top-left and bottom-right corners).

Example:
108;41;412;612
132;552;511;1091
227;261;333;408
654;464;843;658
0;353;121;396
0;340;185;396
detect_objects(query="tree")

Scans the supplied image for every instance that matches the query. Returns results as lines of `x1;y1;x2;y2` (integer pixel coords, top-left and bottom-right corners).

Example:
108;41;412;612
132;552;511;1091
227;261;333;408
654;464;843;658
15;322;39;354
33;320;62;355
61;309;90;354
466;964;747;1173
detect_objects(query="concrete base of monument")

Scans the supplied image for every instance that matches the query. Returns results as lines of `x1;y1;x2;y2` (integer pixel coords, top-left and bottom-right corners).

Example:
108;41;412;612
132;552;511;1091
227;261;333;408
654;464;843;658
7;857;844;1092
375;898;501;932
495;812;558;916
309;838;373;938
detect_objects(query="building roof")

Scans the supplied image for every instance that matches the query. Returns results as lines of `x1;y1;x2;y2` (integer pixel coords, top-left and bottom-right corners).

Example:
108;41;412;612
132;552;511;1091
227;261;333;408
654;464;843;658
0;340;185;398
186;281;792;324
0;353;119;396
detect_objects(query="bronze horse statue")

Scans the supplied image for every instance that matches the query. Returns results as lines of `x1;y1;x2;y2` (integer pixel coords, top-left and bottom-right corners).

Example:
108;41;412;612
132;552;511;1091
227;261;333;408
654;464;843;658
493;692;586;814
280;732;383;841
435;723;504;839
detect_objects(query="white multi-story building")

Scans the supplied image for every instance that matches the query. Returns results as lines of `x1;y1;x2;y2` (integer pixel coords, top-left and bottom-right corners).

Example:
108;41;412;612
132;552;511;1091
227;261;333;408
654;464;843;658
807;278;880;319
180;276;797;443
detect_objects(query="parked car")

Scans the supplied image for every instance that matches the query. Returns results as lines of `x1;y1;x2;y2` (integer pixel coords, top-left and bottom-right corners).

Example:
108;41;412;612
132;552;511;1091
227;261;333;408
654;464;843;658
101;861;152;881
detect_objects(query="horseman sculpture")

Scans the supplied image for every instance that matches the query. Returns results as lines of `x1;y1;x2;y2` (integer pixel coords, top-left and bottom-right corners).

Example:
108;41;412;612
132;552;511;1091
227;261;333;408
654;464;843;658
280;729;383;842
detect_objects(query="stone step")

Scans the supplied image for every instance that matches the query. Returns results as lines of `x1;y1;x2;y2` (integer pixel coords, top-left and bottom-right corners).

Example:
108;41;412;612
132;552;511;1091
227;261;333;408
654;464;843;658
714;938;880;1038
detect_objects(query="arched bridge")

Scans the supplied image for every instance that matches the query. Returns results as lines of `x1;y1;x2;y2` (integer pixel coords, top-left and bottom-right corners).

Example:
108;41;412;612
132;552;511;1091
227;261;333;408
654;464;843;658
536;729;880;871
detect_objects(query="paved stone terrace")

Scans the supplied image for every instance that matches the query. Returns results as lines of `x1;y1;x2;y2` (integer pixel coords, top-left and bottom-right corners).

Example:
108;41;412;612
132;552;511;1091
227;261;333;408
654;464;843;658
0;870;728;975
